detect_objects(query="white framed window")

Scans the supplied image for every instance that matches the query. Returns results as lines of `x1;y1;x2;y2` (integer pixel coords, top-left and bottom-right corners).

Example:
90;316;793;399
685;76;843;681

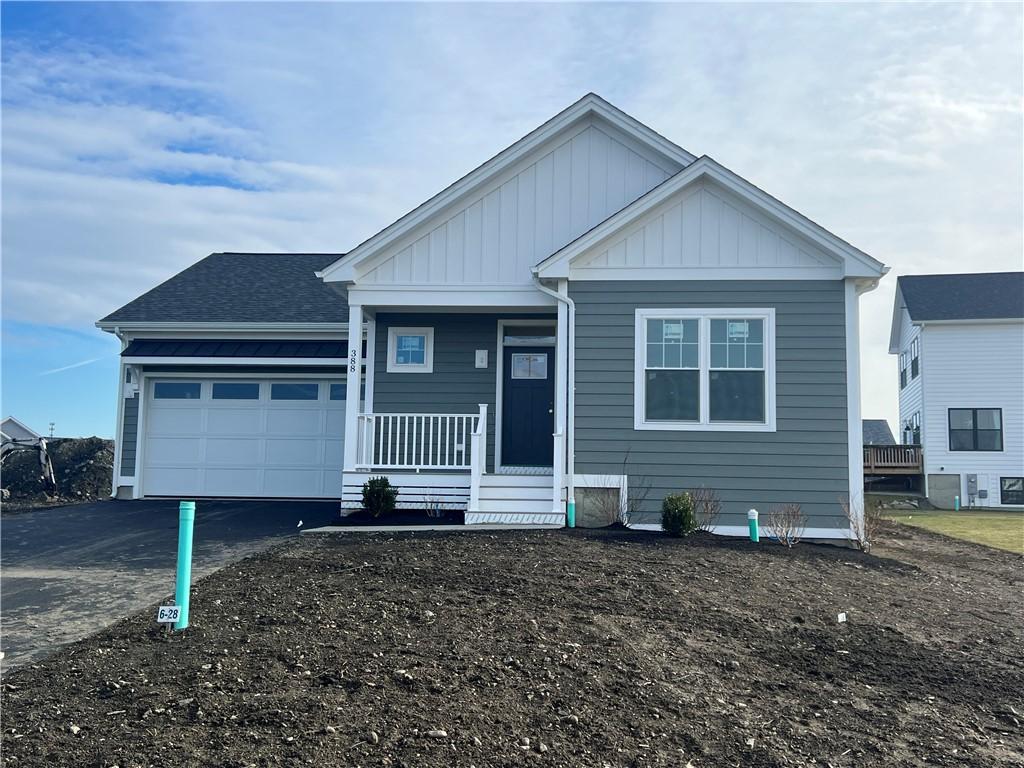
634;308;776;432
511;353;548;379
387;327;434;373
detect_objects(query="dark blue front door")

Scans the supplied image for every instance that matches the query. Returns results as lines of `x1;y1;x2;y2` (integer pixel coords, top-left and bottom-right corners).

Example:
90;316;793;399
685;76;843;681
502;346;555;467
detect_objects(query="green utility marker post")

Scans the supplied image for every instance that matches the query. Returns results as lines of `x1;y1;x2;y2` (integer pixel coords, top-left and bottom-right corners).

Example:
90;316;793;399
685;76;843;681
747;508;760;543
174;500;196;630
567;499;576;528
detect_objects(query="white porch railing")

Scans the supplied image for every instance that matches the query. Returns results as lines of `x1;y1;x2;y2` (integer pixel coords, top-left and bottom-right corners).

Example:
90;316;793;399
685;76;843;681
356;405;488;473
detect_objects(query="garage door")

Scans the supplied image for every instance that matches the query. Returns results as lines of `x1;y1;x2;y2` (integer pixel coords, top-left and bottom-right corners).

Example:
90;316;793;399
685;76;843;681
142;378;346;498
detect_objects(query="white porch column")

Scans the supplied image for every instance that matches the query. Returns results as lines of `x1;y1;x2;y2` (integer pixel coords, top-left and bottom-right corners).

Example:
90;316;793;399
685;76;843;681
553;294;569;515
343;303;363;472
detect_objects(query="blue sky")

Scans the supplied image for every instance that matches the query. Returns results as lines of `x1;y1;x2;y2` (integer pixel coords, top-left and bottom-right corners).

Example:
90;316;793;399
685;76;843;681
2;2;1022;437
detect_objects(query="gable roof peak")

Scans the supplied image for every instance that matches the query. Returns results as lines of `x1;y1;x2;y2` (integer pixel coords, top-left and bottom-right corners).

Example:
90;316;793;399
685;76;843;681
319;94;696;282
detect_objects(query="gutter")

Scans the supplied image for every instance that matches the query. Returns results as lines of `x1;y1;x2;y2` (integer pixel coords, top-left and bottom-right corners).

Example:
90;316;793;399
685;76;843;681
531;274;576;525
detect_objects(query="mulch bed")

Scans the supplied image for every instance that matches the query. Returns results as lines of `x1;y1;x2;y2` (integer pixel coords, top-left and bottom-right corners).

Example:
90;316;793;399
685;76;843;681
3;523;1022;767
338;508;465;526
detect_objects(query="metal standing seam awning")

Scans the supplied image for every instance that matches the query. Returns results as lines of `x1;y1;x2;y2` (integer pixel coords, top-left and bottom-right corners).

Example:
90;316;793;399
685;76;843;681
121;339;350;358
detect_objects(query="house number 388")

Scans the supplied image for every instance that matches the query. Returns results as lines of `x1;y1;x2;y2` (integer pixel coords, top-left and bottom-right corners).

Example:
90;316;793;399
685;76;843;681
349;349;359;373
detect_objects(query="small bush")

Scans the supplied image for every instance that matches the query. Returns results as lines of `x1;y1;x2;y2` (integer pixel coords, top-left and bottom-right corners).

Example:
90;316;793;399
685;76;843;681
662;492;697;537
765;503;806;547
362;476;398;518
690;486;722;532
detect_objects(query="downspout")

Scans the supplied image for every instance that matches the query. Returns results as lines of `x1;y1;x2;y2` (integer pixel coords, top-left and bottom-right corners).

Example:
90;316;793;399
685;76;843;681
531;274;576;526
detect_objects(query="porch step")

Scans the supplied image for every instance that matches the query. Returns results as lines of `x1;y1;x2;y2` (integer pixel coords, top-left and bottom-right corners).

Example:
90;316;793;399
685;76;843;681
479;473;551;487
477;472;561;517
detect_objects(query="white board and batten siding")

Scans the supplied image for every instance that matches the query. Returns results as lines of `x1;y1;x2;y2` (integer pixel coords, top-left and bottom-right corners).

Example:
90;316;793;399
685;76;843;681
920;322;1024;507
358;119;678;286
572;180;841;278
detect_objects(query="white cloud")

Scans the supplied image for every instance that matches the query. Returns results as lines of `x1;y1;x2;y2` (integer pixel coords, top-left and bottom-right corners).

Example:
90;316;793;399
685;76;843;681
2;2;1021;433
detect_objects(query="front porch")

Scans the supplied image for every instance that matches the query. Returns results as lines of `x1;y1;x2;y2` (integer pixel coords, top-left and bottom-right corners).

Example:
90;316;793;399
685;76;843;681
338;300;570;525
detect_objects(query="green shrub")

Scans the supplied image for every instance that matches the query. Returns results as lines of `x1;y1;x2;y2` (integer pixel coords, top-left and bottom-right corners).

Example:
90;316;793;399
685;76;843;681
362;476;398;518
662;492;697;537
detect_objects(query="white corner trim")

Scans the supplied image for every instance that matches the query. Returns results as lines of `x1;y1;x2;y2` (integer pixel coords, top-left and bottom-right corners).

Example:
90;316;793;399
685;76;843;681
386;327;435;373
633;308;777;433
844;279;865;539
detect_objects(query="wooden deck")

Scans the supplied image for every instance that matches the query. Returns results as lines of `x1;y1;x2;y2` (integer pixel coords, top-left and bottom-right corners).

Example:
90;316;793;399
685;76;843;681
864;444;922;475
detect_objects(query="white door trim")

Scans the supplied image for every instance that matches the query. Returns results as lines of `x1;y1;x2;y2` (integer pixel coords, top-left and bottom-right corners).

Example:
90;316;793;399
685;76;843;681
494;318;558;473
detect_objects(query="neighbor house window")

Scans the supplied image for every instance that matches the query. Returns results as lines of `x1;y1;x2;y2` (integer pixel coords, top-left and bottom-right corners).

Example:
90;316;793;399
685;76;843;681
910;338;920;379
899;352;908;389
635;308;775;431
948;408;1003;451
387;327;434;373
270;382;319;401
903;412;920;445
1000;477;1024;506
153;381;201;399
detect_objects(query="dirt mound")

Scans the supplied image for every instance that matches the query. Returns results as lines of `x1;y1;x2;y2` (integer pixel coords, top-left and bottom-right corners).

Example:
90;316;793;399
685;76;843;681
2;436;113;508
4;528;1021;767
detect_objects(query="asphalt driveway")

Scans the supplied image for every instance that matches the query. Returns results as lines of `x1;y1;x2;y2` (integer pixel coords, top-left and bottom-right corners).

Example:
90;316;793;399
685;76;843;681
1;499;339;670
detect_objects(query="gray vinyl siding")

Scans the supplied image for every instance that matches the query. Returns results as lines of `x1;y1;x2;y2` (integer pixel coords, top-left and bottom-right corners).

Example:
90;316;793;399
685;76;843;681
120;394;139;476
373;313;554;473
571;280;850;530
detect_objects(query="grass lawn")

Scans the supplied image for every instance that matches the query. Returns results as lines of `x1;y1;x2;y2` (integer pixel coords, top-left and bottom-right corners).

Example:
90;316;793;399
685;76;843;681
886;510;1024;554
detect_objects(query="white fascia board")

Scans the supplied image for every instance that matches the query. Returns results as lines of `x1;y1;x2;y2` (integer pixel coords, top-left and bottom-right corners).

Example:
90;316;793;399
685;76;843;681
569;266;844;281
122;356;344;366
536;157;887;280
628;523;854;540
96;321;347;333
320;94;695;283
347;285;557;309
888;285;907;354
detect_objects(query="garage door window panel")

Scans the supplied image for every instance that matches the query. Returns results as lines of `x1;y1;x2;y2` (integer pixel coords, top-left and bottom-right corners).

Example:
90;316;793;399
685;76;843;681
271;382;320;401
212;382;261;400
154;382;201;399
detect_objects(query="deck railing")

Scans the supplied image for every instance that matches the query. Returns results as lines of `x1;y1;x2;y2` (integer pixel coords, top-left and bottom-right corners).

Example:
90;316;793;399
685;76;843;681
863;444;922;474
356;405;487;472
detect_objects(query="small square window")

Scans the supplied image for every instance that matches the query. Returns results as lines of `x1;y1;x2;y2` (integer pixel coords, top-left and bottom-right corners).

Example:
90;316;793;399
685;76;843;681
511;353;548;379
1001;477;1024;506
387;327;434;373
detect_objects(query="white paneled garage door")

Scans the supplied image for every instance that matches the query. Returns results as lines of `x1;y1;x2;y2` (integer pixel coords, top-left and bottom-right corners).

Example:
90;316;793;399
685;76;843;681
142;378;346;498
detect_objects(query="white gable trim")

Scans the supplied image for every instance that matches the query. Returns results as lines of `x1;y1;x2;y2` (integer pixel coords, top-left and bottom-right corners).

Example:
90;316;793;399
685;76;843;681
319;94;695;283
535;157;887;280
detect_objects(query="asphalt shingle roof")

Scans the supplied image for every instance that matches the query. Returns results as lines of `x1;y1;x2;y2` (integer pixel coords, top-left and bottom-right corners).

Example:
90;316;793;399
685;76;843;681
99;253;347;325
862;419;896;446
898;272;1024;322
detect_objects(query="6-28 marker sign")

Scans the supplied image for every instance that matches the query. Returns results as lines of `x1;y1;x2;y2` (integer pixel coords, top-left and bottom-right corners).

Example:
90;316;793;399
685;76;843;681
157;605;181;624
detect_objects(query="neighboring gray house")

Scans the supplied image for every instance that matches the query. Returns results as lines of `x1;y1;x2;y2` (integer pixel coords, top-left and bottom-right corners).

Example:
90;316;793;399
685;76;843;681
863;419;896;446
889;272;1024;509
97;94;888;539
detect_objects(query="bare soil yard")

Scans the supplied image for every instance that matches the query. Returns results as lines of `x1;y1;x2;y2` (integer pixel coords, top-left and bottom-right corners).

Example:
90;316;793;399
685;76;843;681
3;522;1022;767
